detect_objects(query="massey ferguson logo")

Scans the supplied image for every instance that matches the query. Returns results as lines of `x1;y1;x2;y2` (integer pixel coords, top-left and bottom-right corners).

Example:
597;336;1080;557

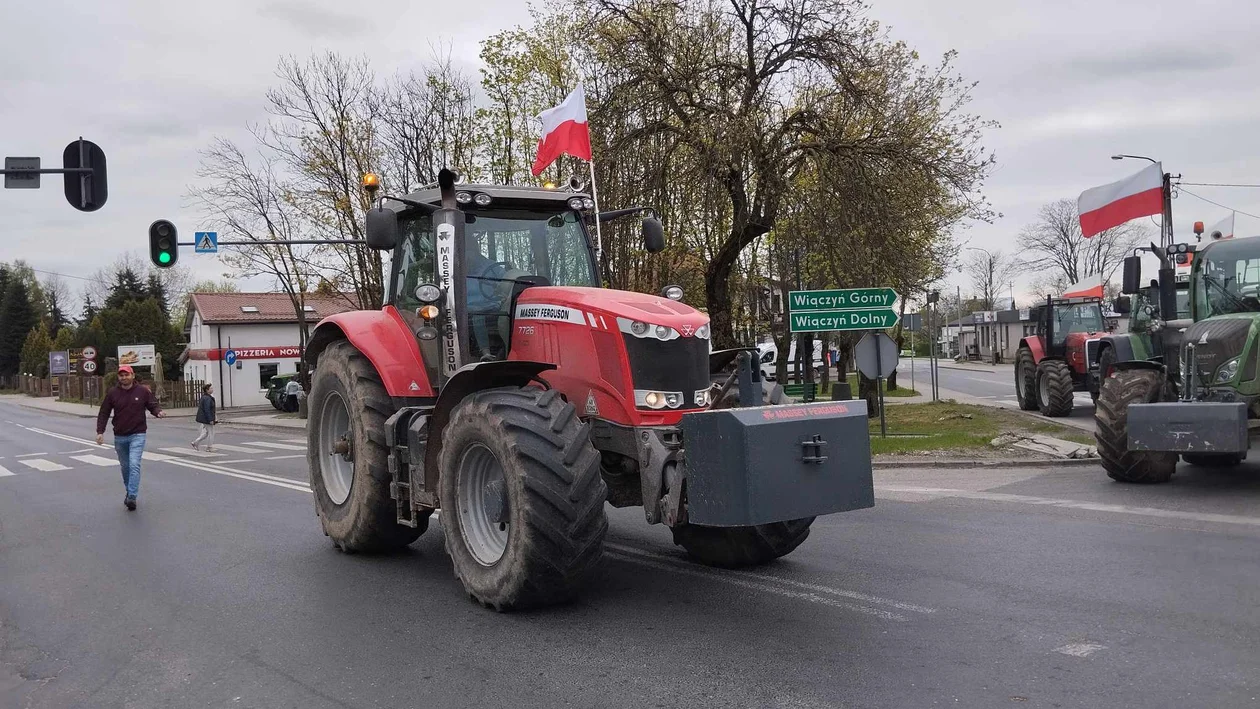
681;324;694;337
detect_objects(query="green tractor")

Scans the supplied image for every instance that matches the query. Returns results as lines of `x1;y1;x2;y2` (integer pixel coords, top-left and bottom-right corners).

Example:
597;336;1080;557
1095;238;1260;482
1088;271;1191;396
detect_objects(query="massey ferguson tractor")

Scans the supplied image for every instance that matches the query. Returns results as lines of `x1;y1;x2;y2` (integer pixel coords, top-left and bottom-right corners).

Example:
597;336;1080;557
1096;238;1260;482
1014;295;1107;416
300;169;875;610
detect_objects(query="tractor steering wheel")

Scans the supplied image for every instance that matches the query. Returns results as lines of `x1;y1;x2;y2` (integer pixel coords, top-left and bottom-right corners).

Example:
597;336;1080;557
475;261;517;300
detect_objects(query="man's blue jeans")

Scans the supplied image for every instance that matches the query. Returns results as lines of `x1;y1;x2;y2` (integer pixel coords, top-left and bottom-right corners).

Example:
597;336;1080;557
113;433;145;499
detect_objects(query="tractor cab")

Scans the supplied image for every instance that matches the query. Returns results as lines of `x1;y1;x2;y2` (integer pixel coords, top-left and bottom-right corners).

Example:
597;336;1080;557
1036;296;1105;356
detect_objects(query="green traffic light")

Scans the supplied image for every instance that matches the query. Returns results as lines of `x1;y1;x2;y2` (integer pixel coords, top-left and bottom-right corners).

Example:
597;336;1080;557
159;252;171;264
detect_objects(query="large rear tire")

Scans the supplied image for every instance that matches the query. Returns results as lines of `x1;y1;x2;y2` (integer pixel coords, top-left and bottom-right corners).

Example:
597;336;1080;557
1036;359;1075;417
307;340;427;552
1015;348;1038;411
438;386;608;611
1094;369;1177;484
674;377;814;567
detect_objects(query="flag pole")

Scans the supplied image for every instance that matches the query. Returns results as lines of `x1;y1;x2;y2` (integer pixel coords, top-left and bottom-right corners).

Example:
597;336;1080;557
587;159;603;270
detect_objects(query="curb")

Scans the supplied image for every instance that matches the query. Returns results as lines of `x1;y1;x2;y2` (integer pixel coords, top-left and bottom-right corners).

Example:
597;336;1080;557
217;418;306;431
873;457;1100;469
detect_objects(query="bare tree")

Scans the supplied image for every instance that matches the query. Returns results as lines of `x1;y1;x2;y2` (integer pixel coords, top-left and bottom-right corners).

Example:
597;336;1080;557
963;249;1019;310
1017;198;1149;294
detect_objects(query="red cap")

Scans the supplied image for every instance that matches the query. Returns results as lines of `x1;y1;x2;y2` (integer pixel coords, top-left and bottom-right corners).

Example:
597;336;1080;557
118;365;134;374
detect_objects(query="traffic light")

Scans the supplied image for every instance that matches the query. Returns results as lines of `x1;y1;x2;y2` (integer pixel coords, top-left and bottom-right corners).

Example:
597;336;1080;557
62;138;108;212
149;219;178;267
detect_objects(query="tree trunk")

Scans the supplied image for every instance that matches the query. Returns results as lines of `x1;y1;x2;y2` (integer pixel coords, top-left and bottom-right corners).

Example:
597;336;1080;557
887;298;909;390
858;372;878;419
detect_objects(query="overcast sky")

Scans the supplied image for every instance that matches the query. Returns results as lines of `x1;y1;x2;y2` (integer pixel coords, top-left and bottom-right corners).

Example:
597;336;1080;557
2;0;1258;307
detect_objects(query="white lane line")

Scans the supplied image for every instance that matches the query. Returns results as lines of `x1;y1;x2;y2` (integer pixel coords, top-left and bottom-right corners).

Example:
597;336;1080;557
604;550;909;621
16;452;49;458
242;441;306;451
265;454;304;461
605;543;936;614
71;454;118;467
877;486;1260;527
205;443;274;454
964;376;1006;384
0;464;14;477
216;459;256;465
19;458;70;472
280;438;306;444
159;447;224;458
1054;643;1106;658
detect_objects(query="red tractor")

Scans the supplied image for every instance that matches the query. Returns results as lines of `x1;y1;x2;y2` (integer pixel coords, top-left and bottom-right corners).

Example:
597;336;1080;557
1014;295;1106;417
301;169;875;610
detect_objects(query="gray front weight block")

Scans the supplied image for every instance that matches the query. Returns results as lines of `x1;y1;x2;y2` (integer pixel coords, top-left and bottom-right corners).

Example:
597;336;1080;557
679;400;875;527
1127;402;1248;453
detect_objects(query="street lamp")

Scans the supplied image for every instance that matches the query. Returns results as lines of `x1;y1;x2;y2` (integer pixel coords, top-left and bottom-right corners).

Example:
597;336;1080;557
1111;154;1158;165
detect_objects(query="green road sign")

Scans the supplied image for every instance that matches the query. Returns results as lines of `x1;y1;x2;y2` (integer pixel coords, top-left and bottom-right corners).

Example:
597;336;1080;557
788;287;898;312
790;308;899;332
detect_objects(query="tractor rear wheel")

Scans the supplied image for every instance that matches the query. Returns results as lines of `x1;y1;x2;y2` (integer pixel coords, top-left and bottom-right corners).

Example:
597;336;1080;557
1036;359;1075;417
674;377;815;567
1015;348;1038;411
438;386;608;610
1181;453;1245;467
307;340;427;552
1094;369;1178;484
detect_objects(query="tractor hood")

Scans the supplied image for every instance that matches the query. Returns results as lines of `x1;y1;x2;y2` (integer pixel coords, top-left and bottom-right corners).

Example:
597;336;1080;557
514;286;710;335
1182;315;1256;385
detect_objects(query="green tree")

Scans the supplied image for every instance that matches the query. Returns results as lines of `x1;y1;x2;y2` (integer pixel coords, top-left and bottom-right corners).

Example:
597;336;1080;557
95;299;182;380
20;322;54;377
52;326;76;353
0;279;37;376
104;268;148;310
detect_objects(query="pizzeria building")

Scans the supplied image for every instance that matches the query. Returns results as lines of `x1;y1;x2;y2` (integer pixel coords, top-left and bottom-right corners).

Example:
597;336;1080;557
181;292;358;408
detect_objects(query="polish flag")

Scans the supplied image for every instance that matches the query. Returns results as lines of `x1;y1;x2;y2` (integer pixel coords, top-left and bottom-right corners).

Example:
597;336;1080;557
1207;212;1235;241
531;84;592;176
1077;162;1164;238
1062;273;1104;299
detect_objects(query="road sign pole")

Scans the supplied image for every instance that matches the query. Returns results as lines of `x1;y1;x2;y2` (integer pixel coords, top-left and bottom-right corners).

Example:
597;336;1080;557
875;332;887;438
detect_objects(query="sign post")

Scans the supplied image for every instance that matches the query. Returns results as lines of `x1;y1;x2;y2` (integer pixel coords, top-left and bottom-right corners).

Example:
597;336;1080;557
856;332;899;438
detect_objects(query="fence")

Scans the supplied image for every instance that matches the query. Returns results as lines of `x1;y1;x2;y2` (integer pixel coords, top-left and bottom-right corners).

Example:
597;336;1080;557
5;374;205;409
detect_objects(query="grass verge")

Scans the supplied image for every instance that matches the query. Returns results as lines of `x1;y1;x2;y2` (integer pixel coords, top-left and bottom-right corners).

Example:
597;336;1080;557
868;400;1094;456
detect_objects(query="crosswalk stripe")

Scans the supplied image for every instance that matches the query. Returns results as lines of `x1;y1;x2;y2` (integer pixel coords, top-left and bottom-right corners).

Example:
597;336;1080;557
71;454;118;467
206;443;274;454
0;464;14;477
159;446;223;458
242;441;306;451
142;452;174;462
280;437;306;444
19;458;70;472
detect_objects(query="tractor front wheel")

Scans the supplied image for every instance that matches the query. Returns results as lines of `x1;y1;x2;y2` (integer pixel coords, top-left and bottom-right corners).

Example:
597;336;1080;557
1094;369;1178;484
307;340;427;552
1015;348;1038;411
671;519;815;568
438;386;608;611
1036;359;1075;417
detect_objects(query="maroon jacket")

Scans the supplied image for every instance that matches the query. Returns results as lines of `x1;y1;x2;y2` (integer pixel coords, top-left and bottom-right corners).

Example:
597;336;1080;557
97;384;163;436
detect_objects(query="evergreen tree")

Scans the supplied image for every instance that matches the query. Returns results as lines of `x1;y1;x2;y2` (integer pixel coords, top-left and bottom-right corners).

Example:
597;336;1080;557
146;273;170;317
46;288;70;338
103;268;148;310
79;294;98;326
20;323;53;377
0;280;37;376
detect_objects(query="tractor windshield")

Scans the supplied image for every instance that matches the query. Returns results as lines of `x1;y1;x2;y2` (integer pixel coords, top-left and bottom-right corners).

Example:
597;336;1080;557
1050;303;1103;345
1194;238;1260;317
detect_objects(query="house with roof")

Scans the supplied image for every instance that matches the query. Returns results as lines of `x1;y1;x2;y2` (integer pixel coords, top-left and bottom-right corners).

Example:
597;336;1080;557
181;292;358;408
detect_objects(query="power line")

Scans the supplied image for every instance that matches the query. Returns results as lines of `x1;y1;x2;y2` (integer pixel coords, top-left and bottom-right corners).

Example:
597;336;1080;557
1178;181;1260;188
26;267;97;283
1175;187;1260;221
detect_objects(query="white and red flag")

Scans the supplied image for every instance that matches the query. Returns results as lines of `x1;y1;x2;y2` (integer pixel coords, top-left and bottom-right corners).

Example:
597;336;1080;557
531;84;592;176
1206;212;1235;240
1062;273;1104;299
1077;162;1164;238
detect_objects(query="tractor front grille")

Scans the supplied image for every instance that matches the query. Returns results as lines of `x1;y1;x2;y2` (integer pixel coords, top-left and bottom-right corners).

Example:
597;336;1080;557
622;333;711;409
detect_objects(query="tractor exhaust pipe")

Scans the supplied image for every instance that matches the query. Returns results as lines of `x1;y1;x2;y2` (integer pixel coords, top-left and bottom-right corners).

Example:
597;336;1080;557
439;168;459;210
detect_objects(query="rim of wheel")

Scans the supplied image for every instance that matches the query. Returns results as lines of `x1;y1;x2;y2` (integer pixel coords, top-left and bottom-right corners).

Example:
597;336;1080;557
1016;364;1025;399
319;390;354;506
1038;371;1049;406
457;442;509;566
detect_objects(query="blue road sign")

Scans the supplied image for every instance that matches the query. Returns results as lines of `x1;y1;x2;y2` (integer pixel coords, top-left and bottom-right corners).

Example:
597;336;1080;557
195;231;218;253
224;349;237;366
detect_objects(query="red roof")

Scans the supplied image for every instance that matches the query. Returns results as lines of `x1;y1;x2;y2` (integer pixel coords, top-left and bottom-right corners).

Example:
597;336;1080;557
188;292;361;325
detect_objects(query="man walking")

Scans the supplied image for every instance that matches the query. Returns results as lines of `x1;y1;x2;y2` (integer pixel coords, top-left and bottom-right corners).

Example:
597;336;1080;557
96;365;165;511
192;383;217;452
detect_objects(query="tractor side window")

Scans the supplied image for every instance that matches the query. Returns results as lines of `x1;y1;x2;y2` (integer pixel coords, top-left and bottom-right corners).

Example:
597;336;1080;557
394;214;436;311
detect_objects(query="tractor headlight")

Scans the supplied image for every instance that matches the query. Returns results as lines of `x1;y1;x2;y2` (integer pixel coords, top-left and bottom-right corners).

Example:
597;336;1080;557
455;191;473;204
474;193;492;206
662;285;684;301
694;323;710;340
694;388;712;407
636;390;684;410
631;320;649;336
567;197;585;210
414;283;441;303
1216;356;1241;383
655;325;671;339
582;197;595;209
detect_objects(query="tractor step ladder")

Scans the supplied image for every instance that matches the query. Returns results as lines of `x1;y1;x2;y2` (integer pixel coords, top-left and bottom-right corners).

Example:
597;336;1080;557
386;407;431;528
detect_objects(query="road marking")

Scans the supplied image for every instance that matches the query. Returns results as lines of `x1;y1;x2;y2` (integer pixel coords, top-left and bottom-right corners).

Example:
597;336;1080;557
242;441;306;451
206;443;274;454
15;452;49;458
216;459;256;465
877;485;1260;527
265;454;304;461
142;452;174;462
71;454;118;467
1054;643;1106;658
159;446;223;458
606;543;935;614
0;464;13;477
964;376;1005;384
280;438;306;444
19;458;69;472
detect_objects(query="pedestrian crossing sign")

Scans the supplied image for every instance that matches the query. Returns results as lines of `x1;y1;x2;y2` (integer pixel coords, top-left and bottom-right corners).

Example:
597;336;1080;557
194;231;218;253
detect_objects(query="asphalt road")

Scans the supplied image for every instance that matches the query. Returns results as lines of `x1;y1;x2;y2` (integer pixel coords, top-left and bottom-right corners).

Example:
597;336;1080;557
2;395;1258;708
929;362;1099;427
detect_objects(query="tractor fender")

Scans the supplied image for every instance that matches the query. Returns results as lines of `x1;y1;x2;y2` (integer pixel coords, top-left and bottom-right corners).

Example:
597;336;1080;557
422;360;558;499
1018;336;1045;363
304;306;436;398
1097;336;1136;367
1112;359;1166;375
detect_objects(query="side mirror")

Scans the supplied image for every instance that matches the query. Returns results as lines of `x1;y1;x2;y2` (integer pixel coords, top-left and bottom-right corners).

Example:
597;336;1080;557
365;207;399;251
1113;296;1131;315
642;216;665;253
1121;255;1142;294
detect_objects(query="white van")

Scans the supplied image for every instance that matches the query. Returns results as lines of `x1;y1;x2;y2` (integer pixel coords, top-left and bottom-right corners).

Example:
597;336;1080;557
756;339;825;381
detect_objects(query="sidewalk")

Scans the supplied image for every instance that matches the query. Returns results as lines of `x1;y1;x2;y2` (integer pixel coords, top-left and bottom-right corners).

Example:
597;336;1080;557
935;360;1014;373
219;414;306;430
14;396;196;419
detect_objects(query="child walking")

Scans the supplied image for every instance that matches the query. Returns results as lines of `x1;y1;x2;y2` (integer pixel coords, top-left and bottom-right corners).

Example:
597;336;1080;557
192;383;218;452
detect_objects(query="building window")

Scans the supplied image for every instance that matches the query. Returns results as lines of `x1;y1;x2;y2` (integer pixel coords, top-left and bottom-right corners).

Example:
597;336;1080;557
258;363;279;389
240;306;259;313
